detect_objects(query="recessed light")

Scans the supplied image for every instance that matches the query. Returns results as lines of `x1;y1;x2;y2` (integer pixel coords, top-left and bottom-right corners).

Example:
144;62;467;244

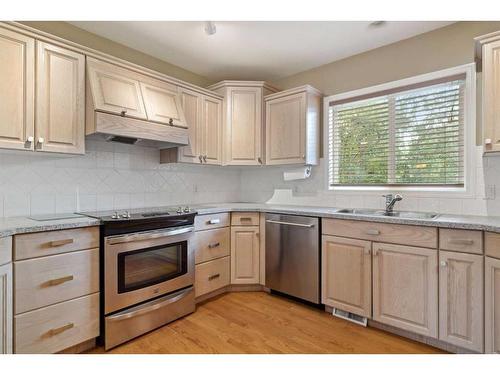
204;21;216;35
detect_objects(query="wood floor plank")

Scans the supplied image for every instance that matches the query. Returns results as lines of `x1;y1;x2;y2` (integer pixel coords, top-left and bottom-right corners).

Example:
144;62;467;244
88;292;446;354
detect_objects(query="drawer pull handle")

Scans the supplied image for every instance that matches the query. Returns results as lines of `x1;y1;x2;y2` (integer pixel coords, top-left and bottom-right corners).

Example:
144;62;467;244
208;273;220;281
366;229;380;236
240;217;253;221
49;238;74;247
208;242;220;249
208;219;221;225
46;322;74;337
43;275;74;287
448;239;474;246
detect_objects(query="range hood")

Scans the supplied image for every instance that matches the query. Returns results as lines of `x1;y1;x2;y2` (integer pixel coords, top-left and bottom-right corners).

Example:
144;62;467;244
85;57;189;149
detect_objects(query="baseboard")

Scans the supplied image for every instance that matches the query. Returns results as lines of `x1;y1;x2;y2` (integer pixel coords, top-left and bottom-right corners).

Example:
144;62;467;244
195;284;265;304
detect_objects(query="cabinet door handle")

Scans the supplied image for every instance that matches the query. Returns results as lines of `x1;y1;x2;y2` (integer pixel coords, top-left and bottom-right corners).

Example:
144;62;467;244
208;242;220;249
168;118;174;126
448;239;474;246
120;110;127;117
45;322;74;337
258;157;262;164
43;275;74;287
485;138;492;145
366;229;380;236
199;155;203;163
36;137;45;149
208;273;220;281
364;249;371;255
440;261;448;267
49;238;74;247
208;219;220;225
203;155;207;162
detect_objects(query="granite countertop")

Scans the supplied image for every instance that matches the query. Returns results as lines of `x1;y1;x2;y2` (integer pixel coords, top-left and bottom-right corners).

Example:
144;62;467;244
3;202;500;239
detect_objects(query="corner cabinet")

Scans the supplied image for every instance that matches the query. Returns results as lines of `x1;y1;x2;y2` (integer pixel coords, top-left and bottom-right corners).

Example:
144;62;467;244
231;216;260;284
372;242;438;338
208;81;279;166
265;85;322;165
322;235;372;318
478;32;500;152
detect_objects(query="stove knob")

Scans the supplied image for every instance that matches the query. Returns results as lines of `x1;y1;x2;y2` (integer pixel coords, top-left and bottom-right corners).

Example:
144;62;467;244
111;212;119;219
122;211;131;219
176;207;183;214
183;206;190;213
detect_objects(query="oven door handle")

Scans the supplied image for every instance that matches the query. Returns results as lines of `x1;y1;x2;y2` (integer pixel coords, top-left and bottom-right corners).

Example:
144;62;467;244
106;226;194;245
106;287;193;322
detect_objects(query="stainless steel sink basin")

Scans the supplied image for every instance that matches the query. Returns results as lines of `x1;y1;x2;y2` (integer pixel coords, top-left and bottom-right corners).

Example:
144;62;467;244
336;208;438;220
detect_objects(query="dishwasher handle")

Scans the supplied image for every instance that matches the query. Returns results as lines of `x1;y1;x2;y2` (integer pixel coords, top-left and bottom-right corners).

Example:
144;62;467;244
266;219;315;228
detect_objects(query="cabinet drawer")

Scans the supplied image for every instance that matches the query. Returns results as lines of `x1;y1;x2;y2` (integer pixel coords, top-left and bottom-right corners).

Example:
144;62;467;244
14;227;99;260
322;219;437;248
485;232;500;260
15;293;99;354
195;227;230;264
0;236;12;266
195;256;230;297
14;248;99;314
231;212;260;226
439;229;483;254
195;213;230;231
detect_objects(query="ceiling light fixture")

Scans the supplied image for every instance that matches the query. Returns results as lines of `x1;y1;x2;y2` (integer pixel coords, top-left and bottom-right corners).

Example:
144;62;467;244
204;21;216;35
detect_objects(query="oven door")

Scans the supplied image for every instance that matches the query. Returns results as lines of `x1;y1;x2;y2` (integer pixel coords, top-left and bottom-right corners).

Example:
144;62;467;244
104;225;194;314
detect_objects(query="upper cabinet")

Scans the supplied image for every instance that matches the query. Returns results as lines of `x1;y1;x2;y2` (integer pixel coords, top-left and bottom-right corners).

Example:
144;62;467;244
264;85;322;165
0;28;35;151
208;81;279;166
86;57;147;120
36;42;85;154
477;31;500;152
140;81;187;127
0;27;85;154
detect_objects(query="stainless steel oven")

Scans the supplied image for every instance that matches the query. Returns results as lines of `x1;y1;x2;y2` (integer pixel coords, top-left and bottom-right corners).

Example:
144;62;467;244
104;225;194;314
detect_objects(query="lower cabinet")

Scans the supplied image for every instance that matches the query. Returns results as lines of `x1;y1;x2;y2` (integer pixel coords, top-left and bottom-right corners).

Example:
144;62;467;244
231;226;260;284
438;251;484;352
0;262;13;354
195;256;230;297
321;235;371;317
486;256;500;353
372;242;438;338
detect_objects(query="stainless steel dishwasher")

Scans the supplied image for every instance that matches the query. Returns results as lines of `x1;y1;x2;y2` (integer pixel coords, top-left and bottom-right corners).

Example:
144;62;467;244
265;213;320;304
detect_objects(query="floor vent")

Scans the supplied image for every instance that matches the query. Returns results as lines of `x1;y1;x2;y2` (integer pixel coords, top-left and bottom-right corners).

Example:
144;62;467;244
332;308;368;327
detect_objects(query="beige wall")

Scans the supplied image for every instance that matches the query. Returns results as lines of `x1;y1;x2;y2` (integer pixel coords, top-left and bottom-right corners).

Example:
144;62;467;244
274;21;500;95
19;21;211;87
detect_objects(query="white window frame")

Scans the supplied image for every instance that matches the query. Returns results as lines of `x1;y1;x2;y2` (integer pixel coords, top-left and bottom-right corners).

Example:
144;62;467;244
323;63;476;198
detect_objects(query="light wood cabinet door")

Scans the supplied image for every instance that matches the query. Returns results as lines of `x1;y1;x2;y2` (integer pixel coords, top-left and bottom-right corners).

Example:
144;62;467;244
486;256;500;353
201;96;222;165
483;39;500;152
225;87;262;165
36;42;85;154
0;28;35;151
372;242;438;338
231;226;260;284
0;263;13;354
178;88;203;163
439;251;483;352
140;81;187;128
265;92;306;165
87;57;147;120
322;235;372;317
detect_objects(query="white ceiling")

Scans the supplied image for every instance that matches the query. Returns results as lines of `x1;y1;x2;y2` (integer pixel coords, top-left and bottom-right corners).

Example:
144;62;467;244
70;21;454;82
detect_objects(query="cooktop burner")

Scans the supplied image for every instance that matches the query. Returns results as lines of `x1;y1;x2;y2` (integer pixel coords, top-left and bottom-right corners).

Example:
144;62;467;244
80;206;194;222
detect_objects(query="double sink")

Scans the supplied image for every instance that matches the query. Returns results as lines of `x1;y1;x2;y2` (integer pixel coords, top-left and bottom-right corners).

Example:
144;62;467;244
334;208;439;220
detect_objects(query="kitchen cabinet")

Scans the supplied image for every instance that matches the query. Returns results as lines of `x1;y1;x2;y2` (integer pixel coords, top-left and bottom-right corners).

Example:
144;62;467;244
140;80;187;127
202;96;223;165
265;85;322;165
0;28;34;151
231;225;260;284
480;35;500;153
86;57;147;120
372;242;438;338
485;256;500;353
321;235;371;318
438;251;483;352
208;81;279;166
0;262;13;354
178;88;203;163
36;42;85;154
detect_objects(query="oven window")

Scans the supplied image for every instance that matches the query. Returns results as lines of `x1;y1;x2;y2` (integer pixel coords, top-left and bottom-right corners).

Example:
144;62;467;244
117;241;187;293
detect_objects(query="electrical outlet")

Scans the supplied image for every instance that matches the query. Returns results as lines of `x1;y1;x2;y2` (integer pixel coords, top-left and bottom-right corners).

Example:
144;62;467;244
193;184;198;193
486;184;496;200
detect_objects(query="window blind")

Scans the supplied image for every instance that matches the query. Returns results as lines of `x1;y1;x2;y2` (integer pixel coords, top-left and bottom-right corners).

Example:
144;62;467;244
329;77;465;187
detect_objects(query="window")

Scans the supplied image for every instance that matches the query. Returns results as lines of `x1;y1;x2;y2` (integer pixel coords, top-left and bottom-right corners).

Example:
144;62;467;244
327;69;471;189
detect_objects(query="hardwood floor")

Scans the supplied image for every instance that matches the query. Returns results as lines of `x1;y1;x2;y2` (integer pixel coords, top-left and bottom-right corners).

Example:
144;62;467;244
88;292;445;354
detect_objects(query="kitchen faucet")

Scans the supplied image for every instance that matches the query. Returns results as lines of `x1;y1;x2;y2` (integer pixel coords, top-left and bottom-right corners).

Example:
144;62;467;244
383;194;403;213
